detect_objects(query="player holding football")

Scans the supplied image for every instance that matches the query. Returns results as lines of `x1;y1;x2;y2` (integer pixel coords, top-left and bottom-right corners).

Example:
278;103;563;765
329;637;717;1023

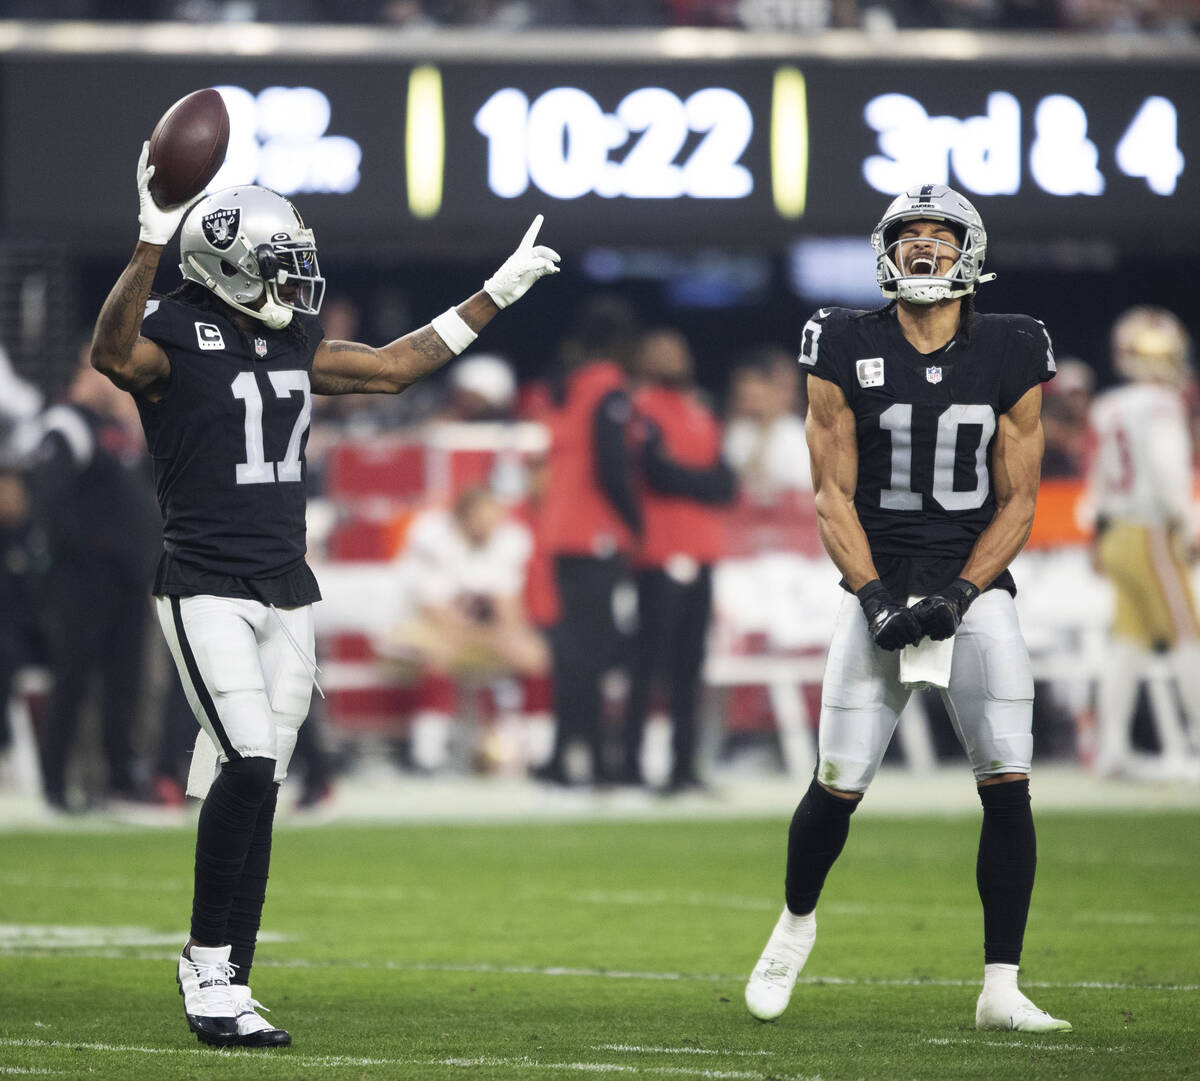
744;184;1071;1033
91;144;559;1048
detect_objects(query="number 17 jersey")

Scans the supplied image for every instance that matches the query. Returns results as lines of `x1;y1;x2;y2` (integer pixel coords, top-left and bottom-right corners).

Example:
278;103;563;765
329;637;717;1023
136;297;325;605
801;304;1056;597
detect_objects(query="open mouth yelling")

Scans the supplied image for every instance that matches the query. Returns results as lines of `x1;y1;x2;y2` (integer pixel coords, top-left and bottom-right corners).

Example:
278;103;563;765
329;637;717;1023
908;254;937;275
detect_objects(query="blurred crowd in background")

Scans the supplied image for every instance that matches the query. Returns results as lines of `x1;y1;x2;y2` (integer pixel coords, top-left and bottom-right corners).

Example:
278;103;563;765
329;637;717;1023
1;282;1197;814
7;0;1199;34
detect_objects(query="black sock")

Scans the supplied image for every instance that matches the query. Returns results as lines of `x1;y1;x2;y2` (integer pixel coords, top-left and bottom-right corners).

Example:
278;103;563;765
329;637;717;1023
977;778;1036;966
227;782;278;984
784;777;860;915
190;757;276;949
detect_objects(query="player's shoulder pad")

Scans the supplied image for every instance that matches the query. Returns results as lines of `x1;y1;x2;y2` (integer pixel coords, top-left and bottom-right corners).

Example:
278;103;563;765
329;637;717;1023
973;311;1047;336
140;296;200;343
798;306;874;368
978;312;1056;377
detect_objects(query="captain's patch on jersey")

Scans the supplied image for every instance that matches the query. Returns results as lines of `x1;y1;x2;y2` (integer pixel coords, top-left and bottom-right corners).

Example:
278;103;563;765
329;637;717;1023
856;357;885;388
195;322;226;351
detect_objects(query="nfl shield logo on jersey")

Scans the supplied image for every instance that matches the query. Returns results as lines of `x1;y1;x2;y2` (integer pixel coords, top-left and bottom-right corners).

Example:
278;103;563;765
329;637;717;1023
254;338;268;358
926;366;943;384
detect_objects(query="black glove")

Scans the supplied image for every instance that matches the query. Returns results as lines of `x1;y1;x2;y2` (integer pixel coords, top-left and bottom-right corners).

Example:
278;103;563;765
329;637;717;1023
910;578;980;641
856;580;923;651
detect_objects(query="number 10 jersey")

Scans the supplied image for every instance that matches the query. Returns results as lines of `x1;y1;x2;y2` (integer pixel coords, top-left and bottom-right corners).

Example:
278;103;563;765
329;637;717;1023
800;304;1056;598
136;297;325;605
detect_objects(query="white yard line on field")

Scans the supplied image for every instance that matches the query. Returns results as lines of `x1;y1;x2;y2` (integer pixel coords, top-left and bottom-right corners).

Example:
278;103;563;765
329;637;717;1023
0;1069;75;1076
0;1040;817;1080
595;1046;773;1057
923;1038;1131;1054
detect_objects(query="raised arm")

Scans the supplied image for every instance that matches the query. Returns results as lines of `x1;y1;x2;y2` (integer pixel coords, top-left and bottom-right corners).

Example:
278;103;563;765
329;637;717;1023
311;215;559;396
310;291;498;396
91;144;185;398
958;384;1043;591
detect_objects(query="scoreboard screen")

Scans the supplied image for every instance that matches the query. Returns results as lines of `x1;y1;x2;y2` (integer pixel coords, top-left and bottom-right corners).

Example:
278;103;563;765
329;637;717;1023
3;45;1195;254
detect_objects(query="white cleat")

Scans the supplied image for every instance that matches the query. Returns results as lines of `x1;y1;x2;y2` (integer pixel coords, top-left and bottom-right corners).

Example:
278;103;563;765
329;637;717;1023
976;987;1072;1032
744;907;816;1022
230;984;292;1047
177;943;237;1046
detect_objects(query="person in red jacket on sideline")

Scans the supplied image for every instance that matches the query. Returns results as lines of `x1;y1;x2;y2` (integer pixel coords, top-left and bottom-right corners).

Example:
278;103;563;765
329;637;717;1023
534;296;644;785
622;328;737;791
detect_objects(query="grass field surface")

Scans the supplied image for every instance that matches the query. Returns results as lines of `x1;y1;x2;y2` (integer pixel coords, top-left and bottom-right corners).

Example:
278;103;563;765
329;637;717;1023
1;808;1197;1080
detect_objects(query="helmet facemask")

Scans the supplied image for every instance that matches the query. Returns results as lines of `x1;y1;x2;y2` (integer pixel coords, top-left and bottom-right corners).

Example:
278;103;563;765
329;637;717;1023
253;239;325;330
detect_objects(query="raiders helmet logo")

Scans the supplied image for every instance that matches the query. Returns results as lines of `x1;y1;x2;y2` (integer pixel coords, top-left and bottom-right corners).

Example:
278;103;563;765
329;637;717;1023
201;207;241;251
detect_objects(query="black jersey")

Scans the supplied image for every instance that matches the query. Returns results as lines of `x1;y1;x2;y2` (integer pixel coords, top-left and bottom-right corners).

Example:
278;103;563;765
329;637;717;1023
136;297;325;605
801;304;1055;597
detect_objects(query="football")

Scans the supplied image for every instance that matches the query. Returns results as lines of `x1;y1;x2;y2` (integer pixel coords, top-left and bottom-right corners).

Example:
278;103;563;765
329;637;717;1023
146;88;230;209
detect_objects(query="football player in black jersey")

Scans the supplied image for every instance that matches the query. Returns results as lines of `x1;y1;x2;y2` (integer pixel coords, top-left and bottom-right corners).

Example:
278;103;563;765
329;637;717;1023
90;143;559;1048
744;184;1070;1033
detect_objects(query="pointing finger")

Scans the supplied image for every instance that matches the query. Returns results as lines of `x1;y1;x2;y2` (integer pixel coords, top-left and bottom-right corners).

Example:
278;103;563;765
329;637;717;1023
519;213;544;249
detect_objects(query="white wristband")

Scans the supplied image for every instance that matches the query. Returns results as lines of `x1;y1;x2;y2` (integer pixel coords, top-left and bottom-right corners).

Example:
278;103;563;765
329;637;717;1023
430;307;478;356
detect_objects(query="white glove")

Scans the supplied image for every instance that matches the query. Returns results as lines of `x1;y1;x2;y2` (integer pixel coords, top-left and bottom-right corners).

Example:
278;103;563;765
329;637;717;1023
136;141;193;246
483;214;561;309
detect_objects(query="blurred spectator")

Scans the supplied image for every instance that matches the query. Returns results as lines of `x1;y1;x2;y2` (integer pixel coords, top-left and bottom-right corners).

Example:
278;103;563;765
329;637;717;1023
622;328;736;791
1086;306;1200;780
534;295;642;785
1059;0;1198;32
29;348;161;810
535;0;671;24
1040;357;1095;477
723;348;812;503
376;485;548;770
0;467;39;762
443;353;518;421
0;345;44;459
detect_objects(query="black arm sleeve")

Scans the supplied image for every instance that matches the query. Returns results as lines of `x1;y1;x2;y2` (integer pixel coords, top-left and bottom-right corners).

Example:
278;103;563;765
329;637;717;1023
643;439;737;505
592;389;642;537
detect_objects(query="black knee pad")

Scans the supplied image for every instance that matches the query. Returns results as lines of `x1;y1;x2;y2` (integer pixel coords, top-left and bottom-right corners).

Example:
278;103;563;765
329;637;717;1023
219;756;277;802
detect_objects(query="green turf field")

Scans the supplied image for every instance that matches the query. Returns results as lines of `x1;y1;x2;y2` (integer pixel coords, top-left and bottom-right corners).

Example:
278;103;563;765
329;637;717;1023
1;810;1196;1080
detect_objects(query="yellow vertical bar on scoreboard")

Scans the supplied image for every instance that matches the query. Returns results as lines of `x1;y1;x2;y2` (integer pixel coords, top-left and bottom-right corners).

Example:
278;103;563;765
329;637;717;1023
771;67;808;220
406;65;444;219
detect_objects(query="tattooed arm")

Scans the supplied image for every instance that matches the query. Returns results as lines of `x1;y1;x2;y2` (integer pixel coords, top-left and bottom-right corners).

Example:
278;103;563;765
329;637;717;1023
311;291;500;396
91;242;171;399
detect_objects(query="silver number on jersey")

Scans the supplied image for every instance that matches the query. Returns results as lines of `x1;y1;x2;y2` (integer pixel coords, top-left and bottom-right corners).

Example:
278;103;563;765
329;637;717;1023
231;370;312;486
879;402;996;512
879;404;922;510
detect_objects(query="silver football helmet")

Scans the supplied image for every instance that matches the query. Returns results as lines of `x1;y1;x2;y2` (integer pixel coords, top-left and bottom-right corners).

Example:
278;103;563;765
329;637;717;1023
871;184;993;305
179;186;325;330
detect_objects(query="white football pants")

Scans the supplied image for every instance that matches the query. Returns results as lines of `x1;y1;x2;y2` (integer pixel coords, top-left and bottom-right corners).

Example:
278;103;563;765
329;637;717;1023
817;589;1035;792
155;594;316;785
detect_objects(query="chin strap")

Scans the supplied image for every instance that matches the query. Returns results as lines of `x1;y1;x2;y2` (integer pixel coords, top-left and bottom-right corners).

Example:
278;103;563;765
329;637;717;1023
258;301;293;330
